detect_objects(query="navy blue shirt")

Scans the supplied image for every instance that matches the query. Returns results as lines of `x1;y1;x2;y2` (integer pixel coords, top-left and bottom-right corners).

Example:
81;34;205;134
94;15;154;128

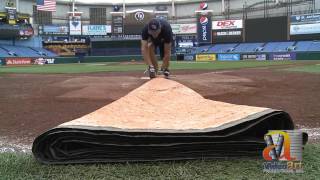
141;19;173;45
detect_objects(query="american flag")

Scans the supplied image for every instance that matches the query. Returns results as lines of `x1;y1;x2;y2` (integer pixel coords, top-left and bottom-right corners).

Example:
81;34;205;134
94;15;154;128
36;0;56;12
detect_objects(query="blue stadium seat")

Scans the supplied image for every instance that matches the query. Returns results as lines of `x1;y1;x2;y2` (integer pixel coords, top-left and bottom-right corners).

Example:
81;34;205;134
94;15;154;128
293;41;313;51
233;43;264;53
0;45;58;58
209;43;238;53
195;45;212;53
307;41;320;52
262;42;295;52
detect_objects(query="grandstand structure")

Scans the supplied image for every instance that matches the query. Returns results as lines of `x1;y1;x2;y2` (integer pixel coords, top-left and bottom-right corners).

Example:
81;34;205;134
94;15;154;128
0;0;320;63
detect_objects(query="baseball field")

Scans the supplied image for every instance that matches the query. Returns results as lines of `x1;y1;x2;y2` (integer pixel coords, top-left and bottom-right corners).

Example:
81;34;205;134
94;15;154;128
0;60;320;179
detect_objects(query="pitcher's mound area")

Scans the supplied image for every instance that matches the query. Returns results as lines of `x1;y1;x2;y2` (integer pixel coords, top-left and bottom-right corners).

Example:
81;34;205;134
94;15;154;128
33;78;299;164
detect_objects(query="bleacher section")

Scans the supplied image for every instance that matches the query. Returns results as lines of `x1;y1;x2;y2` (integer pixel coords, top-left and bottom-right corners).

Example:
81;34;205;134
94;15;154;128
294;41;313;51
261;42;295;52
0;45;57;58
193;41;320;54
209;43;238;53
307;41;320;52
232;43;264;53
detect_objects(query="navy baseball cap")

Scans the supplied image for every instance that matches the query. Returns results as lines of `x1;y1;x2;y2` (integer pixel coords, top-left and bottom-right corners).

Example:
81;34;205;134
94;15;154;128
148;19;161;31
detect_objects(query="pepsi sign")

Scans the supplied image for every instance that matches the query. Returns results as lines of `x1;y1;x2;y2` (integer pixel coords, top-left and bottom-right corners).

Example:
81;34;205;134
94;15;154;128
197;15;212;44
199;2;208;10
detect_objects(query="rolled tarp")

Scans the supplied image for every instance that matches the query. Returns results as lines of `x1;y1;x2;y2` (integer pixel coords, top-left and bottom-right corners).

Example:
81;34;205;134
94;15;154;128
33;78;298;164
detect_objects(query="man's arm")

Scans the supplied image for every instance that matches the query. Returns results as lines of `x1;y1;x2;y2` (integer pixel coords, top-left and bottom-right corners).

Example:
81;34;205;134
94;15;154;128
162;42;171;69
141;40;152;66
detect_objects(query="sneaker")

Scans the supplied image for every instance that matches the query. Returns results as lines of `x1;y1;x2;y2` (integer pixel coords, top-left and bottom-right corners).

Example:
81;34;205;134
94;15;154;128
163;68;170;78
148;65;156;78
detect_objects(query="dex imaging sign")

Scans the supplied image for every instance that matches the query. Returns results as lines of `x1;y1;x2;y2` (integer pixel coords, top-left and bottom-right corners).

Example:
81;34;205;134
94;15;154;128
212;19;243;30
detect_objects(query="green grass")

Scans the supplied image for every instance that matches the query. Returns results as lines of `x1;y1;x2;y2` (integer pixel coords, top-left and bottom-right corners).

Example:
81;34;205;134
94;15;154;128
284;64;320;74
0;143;319;179
0;61;306;74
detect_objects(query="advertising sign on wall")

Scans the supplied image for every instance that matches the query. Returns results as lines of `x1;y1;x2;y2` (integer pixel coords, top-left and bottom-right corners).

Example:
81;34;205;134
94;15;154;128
217;54;240;61
39;25;69;35
5;58;32;65
290;13;320;35
82;25;111;35
6;7;17;25
269;53;296;60
196;54;216;61
290;13;320;24
242;54;267;60
184;54;195;61
69;16;82;35
112;16;123;34
197;15;212;44
290;23;320;35
175;35;197;47
171;24;197;34
212;19;243;30
34;58;55;65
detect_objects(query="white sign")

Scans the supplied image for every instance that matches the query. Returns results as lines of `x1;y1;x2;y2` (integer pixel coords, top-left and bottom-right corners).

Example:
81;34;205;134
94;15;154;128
216;31;242;36
69;16;82;35
171;24;197;34
82;25;111;35
212;19;243;30
290;23;320;35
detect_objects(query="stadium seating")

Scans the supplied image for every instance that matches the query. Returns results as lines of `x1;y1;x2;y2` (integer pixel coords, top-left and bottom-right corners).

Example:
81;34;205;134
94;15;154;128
293;41;313;51
194;41;320;54
232;43;264;53
208;43;238;53
0;45;57;58
307;41;320;52
260;41;295;52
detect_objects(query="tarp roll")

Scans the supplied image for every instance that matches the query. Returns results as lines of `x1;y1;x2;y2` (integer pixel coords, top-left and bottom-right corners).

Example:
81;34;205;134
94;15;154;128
32;78;302;164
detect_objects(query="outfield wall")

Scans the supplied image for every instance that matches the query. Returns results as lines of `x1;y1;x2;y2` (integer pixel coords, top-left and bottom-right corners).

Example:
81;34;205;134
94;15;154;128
187;52;320;61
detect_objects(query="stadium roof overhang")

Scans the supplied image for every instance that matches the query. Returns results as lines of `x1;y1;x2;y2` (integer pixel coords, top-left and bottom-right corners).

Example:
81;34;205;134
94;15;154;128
54;0;205;5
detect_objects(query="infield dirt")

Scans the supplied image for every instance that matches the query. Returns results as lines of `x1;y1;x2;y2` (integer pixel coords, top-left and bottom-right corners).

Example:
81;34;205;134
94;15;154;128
0;65;319;151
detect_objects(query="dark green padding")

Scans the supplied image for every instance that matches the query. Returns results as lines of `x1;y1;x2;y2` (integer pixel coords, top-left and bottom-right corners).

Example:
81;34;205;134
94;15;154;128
32;110;307;164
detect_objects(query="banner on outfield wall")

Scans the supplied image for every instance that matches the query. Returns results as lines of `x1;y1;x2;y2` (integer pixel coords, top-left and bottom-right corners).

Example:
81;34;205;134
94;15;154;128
5;58;33;65
82;25;111;35
269;53;296;60
218;54;240;61
171;24;197;34
197;15;212;45
242;54;267;60
196;54;216;61
33;58;55;65
69;16;82;35
184;54;195;61
212;19;243;30
0;59;3;65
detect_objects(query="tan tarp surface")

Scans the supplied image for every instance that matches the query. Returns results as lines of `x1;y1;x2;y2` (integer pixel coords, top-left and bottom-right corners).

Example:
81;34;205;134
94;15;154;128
60;78;268;130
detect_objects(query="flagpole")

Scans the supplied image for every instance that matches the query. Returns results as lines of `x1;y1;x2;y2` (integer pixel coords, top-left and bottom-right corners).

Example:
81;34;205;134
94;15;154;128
72;0;75;17
123;0;126;18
